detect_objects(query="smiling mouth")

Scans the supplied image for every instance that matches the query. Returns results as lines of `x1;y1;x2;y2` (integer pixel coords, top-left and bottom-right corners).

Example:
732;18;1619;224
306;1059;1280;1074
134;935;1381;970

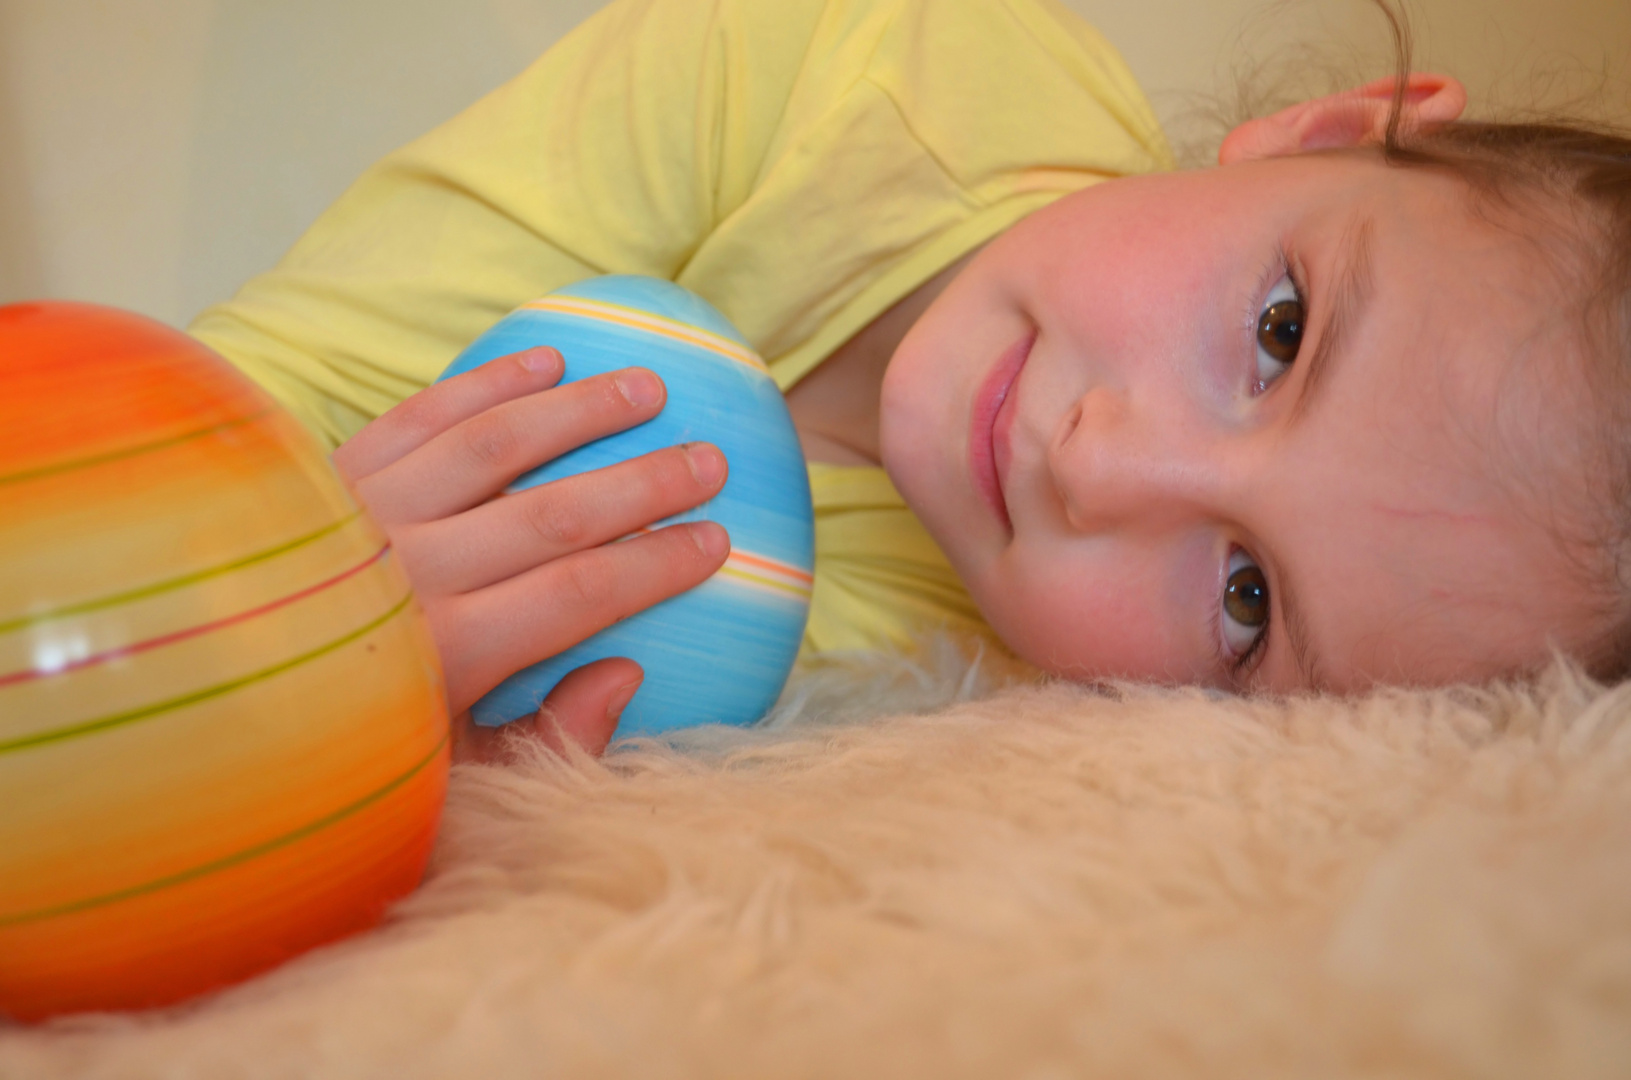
968;330;1035;534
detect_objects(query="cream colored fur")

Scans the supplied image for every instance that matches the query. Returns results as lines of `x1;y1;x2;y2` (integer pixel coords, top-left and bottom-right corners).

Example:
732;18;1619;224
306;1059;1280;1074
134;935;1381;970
4;642;1631;1078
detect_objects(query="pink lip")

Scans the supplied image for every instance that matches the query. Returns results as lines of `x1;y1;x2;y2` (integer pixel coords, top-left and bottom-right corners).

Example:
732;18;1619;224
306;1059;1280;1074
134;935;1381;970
968;330;1035;533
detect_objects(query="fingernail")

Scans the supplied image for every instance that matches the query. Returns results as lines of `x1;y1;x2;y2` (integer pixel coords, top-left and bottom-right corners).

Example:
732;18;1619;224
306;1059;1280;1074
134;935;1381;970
614;369;663;408
606;681;641;721
689;522;729;560
518;347;559;373
683;442;725;487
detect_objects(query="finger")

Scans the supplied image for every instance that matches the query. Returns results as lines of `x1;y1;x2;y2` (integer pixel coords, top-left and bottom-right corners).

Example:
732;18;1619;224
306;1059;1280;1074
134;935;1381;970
535;657;644;756
357;367;667;525
450;658;642;763
401;442;727;594
332;347;563;486
439;521;729;715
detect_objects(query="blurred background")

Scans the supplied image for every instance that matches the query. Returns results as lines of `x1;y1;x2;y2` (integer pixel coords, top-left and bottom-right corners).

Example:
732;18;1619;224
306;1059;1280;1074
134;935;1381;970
2;0;1627;329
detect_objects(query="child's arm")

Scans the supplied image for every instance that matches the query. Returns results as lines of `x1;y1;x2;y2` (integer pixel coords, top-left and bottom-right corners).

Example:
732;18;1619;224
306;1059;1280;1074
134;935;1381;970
330;346;729;755
186;0;819;755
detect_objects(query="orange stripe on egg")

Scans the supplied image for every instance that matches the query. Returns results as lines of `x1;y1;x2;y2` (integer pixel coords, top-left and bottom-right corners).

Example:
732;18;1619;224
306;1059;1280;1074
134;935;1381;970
718;548;813;600
520;296;768;374
726;549;814;585
616;525;811;599
716;564;814;600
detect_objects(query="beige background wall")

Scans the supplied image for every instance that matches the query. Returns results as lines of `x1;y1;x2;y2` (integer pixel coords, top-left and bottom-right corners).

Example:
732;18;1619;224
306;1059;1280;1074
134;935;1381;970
2;0;1627;329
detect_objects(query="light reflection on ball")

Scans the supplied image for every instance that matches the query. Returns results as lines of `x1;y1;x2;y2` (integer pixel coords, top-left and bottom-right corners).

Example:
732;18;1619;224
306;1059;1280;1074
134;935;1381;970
0;302;449;1020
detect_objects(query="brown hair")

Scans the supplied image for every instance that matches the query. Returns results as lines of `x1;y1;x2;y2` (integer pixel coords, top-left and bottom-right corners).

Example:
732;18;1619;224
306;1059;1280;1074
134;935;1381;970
1365;2;1631;678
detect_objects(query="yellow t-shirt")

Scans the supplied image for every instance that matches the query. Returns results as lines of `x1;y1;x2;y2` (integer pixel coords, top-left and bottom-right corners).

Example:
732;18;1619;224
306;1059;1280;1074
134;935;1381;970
189;0;1172;657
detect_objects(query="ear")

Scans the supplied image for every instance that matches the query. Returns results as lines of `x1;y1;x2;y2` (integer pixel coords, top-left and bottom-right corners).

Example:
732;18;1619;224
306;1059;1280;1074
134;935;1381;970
1218;74;1467;165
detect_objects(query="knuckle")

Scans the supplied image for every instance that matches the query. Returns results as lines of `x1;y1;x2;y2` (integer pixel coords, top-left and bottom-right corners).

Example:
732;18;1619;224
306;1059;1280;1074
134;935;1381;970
522;491;592;549
389;392;447;445
558;556;617;615
458;411;521;472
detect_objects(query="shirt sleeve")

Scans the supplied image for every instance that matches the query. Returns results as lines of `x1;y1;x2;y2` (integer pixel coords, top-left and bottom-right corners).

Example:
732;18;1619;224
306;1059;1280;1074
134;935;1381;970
189;0;826;449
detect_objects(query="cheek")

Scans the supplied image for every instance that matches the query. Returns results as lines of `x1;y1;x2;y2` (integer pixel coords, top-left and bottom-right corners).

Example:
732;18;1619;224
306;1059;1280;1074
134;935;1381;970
970;546;1204;682
1025;224;1229;391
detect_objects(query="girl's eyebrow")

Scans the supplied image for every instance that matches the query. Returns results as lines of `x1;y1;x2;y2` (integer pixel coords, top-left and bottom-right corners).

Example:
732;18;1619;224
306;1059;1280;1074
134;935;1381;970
1288;214;1377;428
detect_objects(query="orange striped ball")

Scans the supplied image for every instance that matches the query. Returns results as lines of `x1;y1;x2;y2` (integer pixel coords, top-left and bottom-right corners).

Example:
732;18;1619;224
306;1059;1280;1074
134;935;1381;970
0;302;450;1021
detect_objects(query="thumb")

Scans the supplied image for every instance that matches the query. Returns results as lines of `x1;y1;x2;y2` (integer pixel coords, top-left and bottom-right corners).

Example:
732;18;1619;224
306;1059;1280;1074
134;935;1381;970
534;657;644;757
450;658;644;764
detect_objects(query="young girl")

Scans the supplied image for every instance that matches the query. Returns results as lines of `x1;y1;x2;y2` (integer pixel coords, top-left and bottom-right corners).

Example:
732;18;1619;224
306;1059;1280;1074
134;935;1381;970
188;0;1631;756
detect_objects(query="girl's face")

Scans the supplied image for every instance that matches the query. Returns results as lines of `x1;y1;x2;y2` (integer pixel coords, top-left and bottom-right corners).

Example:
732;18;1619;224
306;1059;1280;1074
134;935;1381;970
880;152;1605;692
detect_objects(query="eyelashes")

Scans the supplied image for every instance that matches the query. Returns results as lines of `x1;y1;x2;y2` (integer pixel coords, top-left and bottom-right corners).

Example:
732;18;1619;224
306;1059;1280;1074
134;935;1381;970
1217;251;1308;679
1220;546;1270;672
1253;275;1304;391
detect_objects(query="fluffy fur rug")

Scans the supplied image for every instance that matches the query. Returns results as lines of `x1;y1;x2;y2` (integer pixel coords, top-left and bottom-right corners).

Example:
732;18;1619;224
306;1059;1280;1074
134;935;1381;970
4;641;1630;1079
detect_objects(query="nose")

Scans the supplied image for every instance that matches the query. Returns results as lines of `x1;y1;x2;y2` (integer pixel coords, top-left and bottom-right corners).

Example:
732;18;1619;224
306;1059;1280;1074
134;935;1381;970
1047;384;1230;533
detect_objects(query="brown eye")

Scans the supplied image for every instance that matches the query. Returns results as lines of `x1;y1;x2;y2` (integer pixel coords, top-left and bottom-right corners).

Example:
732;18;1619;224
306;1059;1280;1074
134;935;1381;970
1224;564;1269;628
1256;298;1304;366
1221;550;1271;660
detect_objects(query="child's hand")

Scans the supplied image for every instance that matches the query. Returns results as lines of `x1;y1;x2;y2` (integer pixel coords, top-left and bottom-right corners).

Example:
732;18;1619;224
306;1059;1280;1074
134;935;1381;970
330;346;730;755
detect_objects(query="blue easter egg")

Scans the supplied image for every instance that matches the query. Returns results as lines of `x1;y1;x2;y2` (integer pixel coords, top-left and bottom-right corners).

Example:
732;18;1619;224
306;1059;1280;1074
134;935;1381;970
436;276;813;736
